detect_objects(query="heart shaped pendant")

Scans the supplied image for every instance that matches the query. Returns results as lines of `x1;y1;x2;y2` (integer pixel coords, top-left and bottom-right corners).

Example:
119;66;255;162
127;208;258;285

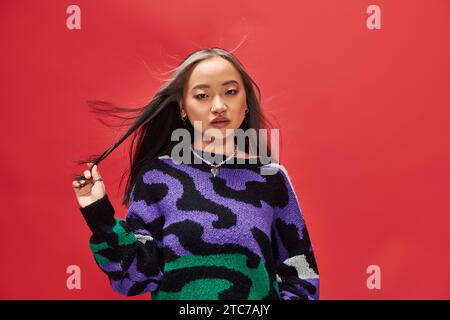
211;167;219;177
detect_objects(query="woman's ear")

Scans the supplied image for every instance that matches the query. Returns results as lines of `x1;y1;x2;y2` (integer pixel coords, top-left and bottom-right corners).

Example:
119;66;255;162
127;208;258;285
178;99;186;115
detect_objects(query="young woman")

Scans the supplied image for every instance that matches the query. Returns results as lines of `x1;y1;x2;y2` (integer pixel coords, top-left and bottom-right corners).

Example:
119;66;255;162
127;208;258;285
71;48;320;300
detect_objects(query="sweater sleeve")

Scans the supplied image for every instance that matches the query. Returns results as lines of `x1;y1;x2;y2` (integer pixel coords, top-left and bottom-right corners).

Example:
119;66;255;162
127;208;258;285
79;167;164;297
270;164;320;300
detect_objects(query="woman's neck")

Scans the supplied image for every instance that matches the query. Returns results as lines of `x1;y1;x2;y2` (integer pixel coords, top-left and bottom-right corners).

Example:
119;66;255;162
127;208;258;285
192;141;236;157
191;142;258;160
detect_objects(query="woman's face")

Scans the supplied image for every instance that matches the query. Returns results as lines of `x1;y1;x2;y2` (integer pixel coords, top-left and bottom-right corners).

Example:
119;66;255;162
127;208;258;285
180;56;247;140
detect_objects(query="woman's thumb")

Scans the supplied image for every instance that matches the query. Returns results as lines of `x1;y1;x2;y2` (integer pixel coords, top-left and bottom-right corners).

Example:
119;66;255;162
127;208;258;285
91;164;102;180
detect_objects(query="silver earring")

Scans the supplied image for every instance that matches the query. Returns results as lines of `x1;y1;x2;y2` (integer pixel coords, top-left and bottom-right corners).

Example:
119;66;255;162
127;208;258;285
245;106;249;114
182;116;187;126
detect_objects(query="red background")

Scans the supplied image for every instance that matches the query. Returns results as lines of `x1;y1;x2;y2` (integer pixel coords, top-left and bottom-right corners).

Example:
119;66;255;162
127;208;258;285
1;0;449;299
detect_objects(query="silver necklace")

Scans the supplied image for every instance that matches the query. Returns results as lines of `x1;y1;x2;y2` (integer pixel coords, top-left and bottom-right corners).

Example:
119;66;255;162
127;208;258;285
190;144;237;177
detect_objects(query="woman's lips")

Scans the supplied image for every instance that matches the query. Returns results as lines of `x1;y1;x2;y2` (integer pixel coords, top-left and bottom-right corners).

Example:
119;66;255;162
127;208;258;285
210;120;230;128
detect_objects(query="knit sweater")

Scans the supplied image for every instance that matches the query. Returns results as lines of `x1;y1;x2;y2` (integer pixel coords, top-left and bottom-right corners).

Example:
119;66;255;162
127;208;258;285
79;149;320;300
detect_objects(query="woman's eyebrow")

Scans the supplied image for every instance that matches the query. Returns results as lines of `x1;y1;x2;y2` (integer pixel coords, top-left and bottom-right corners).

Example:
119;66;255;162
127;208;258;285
191;80;240;91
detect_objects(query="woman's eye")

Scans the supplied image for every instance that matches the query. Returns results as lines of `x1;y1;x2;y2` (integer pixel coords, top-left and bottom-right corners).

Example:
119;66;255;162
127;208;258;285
227;89;238;95
195;93;207;100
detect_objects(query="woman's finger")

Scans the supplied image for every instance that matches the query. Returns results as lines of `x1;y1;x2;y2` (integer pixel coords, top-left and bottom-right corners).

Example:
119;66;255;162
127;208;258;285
91;165;102;181
83;170;91;179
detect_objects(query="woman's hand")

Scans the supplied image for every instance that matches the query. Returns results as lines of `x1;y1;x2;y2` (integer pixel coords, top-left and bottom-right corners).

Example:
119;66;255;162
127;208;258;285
72;163;106;208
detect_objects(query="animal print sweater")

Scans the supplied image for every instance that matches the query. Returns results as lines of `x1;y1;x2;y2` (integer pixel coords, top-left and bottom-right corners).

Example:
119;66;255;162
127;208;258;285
79;149;320;300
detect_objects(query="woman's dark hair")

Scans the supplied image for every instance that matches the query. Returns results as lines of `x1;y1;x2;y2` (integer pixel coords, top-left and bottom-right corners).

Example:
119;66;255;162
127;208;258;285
73;47;277;206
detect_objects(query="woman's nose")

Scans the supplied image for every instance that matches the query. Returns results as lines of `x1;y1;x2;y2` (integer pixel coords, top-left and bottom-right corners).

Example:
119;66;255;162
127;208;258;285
211;100;227;113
